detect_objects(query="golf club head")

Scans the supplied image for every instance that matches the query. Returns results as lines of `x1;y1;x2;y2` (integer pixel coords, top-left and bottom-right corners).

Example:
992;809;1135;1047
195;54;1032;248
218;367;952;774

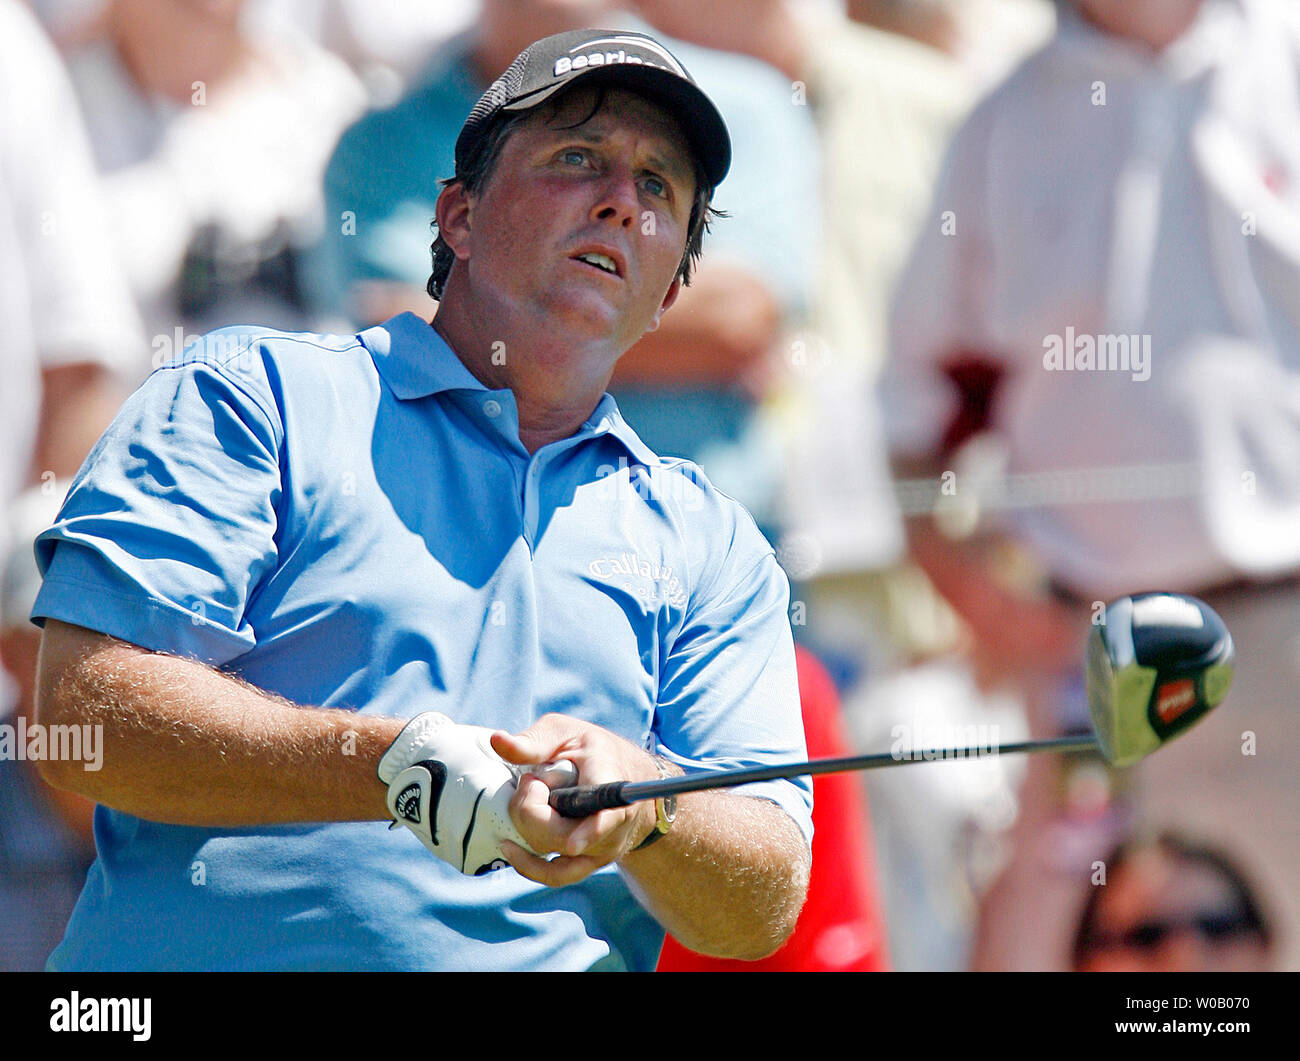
1086;593;1234;767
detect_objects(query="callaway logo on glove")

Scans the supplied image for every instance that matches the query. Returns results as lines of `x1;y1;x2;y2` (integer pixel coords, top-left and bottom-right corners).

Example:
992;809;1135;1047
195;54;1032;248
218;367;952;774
377;712;556;876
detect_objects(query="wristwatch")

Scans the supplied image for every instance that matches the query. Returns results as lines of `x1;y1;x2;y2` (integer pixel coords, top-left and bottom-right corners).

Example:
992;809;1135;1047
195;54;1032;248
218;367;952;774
633;757;677;850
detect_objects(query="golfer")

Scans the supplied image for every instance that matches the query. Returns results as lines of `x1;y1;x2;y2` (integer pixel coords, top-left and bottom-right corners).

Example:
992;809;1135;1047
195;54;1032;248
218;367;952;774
31;28;812;971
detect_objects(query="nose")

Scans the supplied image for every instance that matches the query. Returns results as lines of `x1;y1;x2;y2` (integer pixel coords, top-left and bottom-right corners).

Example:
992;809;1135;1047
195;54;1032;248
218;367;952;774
589;171;638;229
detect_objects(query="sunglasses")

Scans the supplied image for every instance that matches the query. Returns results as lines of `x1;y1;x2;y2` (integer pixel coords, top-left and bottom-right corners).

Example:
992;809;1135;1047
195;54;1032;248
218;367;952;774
1088;909;1262;952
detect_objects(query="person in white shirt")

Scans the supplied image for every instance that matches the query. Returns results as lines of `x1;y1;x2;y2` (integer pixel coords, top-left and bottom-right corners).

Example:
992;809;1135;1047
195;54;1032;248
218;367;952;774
58;0;366;355
887;0;1300;969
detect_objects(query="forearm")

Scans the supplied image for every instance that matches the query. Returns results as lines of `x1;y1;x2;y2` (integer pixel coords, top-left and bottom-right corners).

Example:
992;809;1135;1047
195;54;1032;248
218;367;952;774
31;364;128;485
893;449;1029;615
891;455;1085;675
621;789;811;961
36;620;400;825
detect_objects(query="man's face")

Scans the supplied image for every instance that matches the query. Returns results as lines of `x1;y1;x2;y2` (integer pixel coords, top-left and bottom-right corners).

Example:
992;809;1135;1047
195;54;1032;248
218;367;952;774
444;86;697;360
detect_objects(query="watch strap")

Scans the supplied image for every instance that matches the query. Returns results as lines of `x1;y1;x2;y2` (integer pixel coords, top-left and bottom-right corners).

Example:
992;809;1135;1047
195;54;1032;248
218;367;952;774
633;757;676;850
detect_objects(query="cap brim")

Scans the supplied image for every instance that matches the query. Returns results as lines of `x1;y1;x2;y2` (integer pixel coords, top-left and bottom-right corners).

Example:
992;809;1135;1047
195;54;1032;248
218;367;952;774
502;62;731;188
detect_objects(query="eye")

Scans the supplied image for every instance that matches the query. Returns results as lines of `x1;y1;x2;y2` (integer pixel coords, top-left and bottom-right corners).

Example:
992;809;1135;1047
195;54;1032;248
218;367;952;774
642;174;669;199
559;148;589;167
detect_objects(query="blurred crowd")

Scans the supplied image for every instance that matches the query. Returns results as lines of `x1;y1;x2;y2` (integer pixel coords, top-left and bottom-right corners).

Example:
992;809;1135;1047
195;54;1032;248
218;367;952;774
2;0;1295;971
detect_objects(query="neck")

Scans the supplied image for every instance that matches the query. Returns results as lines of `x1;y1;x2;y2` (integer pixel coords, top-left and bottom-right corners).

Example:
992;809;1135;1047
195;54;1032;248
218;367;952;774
430;299;612;455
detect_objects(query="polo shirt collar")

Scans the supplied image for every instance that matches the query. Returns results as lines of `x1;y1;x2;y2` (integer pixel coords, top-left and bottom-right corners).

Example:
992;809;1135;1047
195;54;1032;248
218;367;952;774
359;312;658;467
585;393;659;468
360;312;486;399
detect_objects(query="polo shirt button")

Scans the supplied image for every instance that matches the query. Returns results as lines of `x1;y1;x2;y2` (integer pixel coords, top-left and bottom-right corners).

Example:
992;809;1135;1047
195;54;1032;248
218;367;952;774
483;399;502;418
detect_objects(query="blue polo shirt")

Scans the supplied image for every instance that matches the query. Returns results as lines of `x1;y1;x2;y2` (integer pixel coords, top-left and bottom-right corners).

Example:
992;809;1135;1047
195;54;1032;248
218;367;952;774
30;312;811;971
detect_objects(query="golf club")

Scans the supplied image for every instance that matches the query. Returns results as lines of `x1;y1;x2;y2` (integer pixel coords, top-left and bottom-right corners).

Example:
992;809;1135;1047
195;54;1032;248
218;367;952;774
547;592;1235;819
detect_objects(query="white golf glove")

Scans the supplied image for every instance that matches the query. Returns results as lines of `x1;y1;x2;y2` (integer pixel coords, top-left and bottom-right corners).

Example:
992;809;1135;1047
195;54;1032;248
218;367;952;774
377;712;536;876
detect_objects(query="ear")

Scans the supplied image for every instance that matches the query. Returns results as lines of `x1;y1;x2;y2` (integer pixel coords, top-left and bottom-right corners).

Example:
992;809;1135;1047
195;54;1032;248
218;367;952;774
435;181;475;262
645;276;683;334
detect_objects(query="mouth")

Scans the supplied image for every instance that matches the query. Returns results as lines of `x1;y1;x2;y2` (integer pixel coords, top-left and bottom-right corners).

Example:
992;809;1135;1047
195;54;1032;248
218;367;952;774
570;247;625;279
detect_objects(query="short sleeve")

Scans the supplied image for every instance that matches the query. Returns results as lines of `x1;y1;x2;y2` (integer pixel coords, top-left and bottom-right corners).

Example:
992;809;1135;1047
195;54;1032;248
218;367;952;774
31;334;284;666
653;548;814;846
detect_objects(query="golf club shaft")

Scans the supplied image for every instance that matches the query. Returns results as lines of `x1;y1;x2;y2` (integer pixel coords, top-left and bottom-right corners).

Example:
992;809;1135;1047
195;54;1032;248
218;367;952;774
549;734;1098;818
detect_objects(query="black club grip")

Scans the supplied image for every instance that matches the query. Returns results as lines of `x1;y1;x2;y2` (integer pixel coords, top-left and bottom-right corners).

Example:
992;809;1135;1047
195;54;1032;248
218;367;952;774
549;781;630;818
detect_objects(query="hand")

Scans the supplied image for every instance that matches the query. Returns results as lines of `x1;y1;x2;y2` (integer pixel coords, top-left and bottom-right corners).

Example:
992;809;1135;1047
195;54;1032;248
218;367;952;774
377;712;537;876
490;714;663;888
